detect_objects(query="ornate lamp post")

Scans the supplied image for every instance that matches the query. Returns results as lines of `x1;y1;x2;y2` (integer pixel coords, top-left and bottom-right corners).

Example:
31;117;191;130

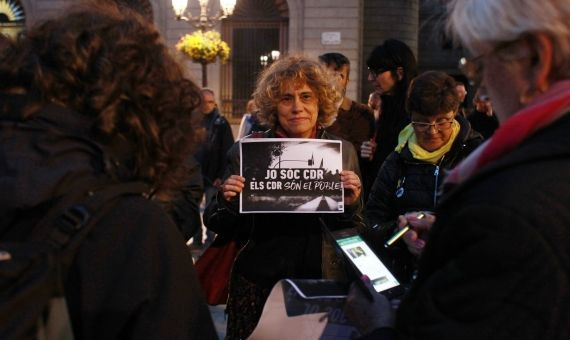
172;0;236;87
172;0;236;32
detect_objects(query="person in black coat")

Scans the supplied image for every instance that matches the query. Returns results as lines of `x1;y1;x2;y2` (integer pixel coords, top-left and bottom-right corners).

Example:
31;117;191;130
360;40;418;203
194;88;234;247
344;0;570;338
467;91;499;140
0;3;216;338
170;156;204;241
204;56;363;339
364;71;483;284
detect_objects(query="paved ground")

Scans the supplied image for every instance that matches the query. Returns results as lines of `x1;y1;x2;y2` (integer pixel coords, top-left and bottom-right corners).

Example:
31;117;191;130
199;125;237;339
209;305;227;339
190;247;228;339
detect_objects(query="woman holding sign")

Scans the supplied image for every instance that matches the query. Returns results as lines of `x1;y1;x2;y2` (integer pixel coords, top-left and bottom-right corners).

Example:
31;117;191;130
204;56;363;339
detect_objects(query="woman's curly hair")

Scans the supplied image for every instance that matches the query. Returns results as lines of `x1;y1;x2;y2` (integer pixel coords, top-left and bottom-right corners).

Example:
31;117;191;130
0;1;201;200
253;55;341;129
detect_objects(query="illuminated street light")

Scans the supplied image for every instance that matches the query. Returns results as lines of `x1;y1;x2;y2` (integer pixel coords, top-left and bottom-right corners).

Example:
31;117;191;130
172;0;236;32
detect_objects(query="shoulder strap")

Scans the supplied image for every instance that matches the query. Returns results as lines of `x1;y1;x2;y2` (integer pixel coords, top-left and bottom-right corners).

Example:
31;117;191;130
45;182;149;252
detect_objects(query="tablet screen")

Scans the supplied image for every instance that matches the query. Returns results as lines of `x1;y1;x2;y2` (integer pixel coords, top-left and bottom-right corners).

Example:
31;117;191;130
336;235;399;293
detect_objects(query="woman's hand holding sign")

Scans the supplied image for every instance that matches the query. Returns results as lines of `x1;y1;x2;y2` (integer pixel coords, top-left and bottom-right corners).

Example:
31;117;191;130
222;175;245;202
341;170;361;206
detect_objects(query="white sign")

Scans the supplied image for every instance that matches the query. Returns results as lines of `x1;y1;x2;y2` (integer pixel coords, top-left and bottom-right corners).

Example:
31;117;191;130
321;32;341;45
240;138;344;213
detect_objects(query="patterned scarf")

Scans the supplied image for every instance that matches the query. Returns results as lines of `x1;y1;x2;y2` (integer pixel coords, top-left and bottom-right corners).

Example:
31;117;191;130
445;80;570;185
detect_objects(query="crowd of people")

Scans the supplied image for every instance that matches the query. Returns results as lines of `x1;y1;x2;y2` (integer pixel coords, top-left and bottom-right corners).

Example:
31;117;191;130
1;0;569;339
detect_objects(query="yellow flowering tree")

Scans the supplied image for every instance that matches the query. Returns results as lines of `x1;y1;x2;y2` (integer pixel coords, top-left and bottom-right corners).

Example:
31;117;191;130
176;31;230;87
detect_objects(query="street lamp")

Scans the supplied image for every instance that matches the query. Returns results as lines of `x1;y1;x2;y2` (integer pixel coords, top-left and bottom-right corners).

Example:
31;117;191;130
260;50;281;68
270;50;280;61
172;0;237;32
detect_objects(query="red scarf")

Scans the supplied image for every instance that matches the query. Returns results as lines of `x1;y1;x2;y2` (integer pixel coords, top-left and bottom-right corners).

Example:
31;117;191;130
445;80;570;185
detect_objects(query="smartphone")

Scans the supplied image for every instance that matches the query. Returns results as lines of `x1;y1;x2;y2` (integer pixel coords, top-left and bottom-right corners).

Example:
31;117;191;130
330;228;400;295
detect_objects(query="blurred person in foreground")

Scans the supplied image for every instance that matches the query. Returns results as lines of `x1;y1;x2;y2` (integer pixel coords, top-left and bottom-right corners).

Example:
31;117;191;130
0;2;216;338
360;40;417;203
204;55;363;339
364;71;482;285
345;0;570;339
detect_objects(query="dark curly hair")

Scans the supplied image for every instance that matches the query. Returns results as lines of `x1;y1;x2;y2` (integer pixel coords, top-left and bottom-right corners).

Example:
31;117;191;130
0;1;201;200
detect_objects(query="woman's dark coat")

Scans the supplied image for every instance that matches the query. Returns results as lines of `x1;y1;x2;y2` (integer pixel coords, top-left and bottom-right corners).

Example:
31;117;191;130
363;116;483;283
395;113;570;339
0;95;216;339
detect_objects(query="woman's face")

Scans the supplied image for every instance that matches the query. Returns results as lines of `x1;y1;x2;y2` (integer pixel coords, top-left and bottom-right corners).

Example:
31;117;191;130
411;111;456;152
368;69;397;95
277;81;319;138
479;56;528;123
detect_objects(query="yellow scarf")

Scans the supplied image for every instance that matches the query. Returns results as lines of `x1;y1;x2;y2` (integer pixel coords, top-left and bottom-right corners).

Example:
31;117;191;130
395;120;460;164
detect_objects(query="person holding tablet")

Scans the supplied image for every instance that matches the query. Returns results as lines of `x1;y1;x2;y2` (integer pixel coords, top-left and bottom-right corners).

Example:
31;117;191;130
346;0;570;338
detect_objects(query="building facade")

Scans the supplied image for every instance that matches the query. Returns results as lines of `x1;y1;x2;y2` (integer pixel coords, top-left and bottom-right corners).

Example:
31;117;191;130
1;0;463;121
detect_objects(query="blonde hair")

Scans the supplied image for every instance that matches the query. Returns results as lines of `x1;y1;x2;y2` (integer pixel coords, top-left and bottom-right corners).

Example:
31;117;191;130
253;55;341;129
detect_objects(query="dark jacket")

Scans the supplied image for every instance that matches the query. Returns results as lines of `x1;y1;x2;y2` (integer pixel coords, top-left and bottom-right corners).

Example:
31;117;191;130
170;156;204;241
467;109;500;140
395;113;570;339
326;100;375;155
361;95;410;204
203;129;364;288
364;116;483;283
194;108;234;185
0;94;217;339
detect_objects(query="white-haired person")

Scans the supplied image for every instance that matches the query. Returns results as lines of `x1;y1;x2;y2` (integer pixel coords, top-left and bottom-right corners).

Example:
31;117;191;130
345;0;570;339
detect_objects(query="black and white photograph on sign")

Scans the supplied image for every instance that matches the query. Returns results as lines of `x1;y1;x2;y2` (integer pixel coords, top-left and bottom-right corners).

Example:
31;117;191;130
240;138;344;213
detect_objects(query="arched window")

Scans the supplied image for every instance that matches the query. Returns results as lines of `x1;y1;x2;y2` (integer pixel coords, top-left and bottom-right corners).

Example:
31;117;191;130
0;0;25;39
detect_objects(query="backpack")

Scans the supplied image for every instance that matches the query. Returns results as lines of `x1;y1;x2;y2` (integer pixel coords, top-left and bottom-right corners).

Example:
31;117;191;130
0;181;148;340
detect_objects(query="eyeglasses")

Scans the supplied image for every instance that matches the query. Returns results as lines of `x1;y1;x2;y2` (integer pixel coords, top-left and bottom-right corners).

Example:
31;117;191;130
459;37;533;88
367;67;389;79
411;118;455;132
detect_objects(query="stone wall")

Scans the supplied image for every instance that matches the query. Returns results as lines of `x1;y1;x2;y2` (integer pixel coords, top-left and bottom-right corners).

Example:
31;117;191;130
297;0;363;102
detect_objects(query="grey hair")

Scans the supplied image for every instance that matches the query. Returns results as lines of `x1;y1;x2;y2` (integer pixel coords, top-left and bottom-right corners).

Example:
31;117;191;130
447;0;570;56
